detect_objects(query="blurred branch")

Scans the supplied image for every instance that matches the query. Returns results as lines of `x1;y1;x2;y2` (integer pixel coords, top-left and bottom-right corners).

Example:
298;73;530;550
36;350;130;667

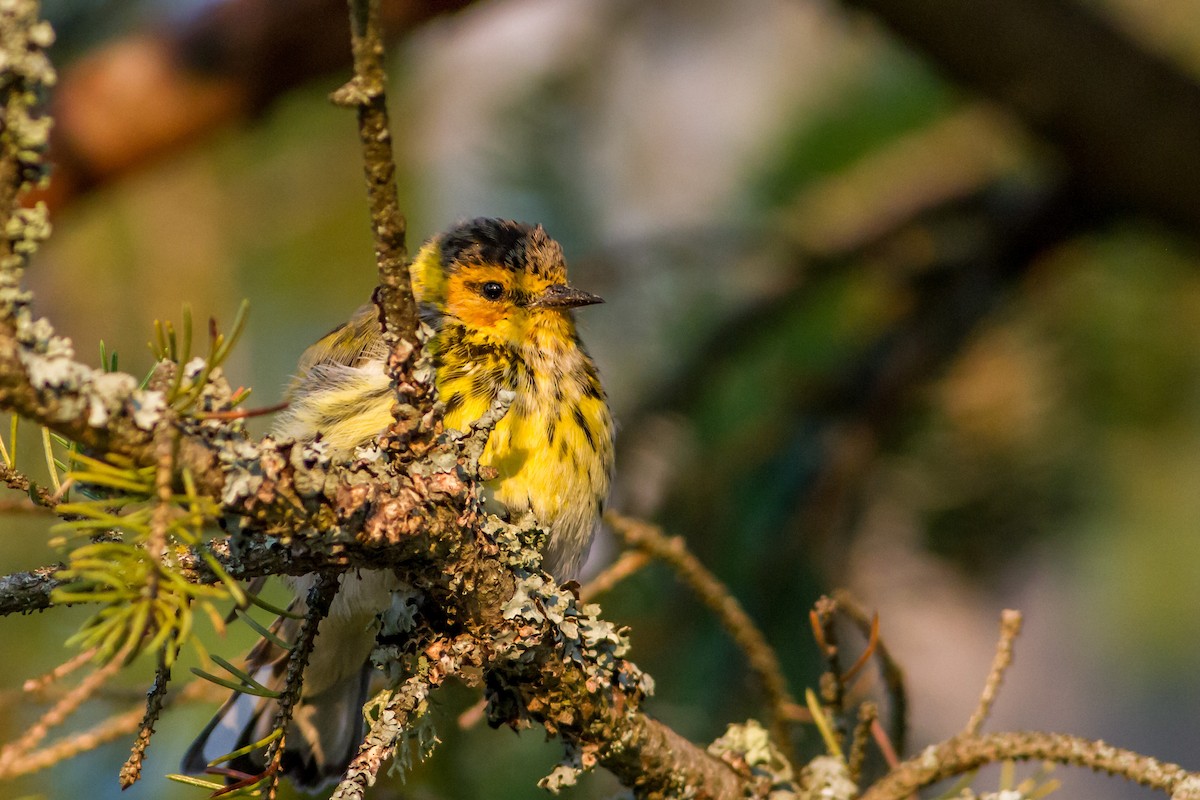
781;104;1032;258
579;549;651;602
32;0;475;214
1;678;221;780
0;639;132;778
606;512;797;755
831;589;907;758
963;609;1022;737
649;171;1095;587
860;731;1192;800
841;0;1200;232
790;179;1095;569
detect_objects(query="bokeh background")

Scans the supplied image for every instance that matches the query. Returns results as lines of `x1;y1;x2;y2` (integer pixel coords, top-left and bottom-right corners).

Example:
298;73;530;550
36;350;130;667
4;0;1200;797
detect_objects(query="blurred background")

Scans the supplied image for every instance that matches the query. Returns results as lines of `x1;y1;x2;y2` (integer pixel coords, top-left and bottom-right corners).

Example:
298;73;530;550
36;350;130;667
3;0;1200;797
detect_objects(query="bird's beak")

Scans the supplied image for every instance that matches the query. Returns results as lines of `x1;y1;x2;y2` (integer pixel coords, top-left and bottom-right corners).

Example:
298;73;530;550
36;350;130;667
531;284;604;309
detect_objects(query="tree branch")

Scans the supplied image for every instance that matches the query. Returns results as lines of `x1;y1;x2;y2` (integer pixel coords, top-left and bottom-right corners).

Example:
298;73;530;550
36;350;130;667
332;0;417;349
606;513;796;755
861;731;1193;800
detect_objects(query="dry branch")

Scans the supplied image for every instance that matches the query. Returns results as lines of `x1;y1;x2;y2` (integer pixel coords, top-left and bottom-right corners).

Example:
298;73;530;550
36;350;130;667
606;512;796;756
964;609;1022;736
861;731;1192;800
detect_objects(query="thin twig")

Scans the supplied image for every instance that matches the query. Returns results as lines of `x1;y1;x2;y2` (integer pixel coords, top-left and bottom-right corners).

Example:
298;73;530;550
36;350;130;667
21;648;97;698
870;718;901;770
119;649;173;788
196;400;289;421
262;573;341;800
811;596;846;714
604;512;795;754
832;589;908;758
860;731;1194;800
332;0;416;347
0;642;132;778
0;678;219;780
579;549;652;603
841;612;880;687
0;462;57;508
964;609;1023;736
848;700;878;784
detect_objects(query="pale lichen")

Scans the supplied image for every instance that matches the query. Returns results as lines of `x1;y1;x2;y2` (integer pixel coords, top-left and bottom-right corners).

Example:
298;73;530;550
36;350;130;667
86;371;138;426
4;203;49;256
538;746;585;794
796;754;853;800
710;719;802;800
129;389;167;431
1;0;57;271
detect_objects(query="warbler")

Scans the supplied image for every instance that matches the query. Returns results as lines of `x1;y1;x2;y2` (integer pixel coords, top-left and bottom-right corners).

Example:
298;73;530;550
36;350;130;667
183;219;614;788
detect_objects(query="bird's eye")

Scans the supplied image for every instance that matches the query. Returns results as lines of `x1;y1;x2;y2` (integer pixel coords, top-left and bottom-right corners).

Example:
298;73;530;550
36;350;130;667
481;281;505;300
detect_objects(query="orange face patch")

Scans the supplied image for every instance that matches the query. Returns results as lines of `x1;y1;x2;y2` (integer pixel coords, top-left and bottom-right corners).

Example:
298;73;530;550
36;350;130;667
445;264;519;332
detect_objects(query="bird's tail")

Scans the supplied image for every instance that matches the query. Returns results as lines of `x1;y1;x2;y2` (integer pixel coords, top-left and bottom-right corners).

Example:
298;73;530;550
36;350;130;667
182;575;385;791
181;659;371;790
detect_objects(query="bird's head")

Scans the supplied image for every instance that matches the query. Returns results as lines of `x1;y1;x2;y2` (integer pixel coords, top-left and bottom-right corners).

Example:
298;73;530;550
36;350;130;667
410;218;602;348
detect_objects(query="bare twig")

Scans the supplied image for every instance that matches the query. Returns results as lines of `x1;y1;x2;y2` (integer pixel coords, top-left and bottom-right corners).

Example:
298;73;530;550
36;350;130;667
118;651;172;788
848;700;877;784
331;0;416;347
810;596;846;715
579;549;652;603
0;642;132;778
870;719;901;770
263;573;340;800
0;678;219;780
860;731;1195;800
832;589;908;758
605;512;795;754
0;463;57;508
964;609;1022;736
21;648;97;698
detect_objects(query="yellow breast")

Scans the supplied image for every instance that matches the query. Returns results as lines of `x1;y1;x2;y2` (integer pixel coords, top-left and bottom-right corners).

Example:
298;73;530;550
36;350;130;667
436;322;613;577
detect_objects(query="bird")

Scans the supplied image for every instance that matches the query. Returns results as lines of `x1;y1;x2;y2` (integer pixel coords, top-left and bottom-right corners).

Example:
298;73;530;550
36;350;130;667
183;218;615;789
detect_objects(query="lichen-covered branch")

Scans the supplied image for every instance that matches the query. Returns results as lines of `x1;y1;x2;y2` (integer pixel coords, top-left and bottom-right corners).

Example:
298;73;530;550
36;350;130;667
0;418;758;797
0;564;60;615
331;674;434;800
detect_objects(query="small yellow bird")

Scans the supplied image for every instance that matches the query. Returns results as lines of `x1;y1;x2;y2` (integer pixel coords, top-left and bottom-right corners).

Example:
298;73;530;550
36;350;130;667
183;219;615;788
